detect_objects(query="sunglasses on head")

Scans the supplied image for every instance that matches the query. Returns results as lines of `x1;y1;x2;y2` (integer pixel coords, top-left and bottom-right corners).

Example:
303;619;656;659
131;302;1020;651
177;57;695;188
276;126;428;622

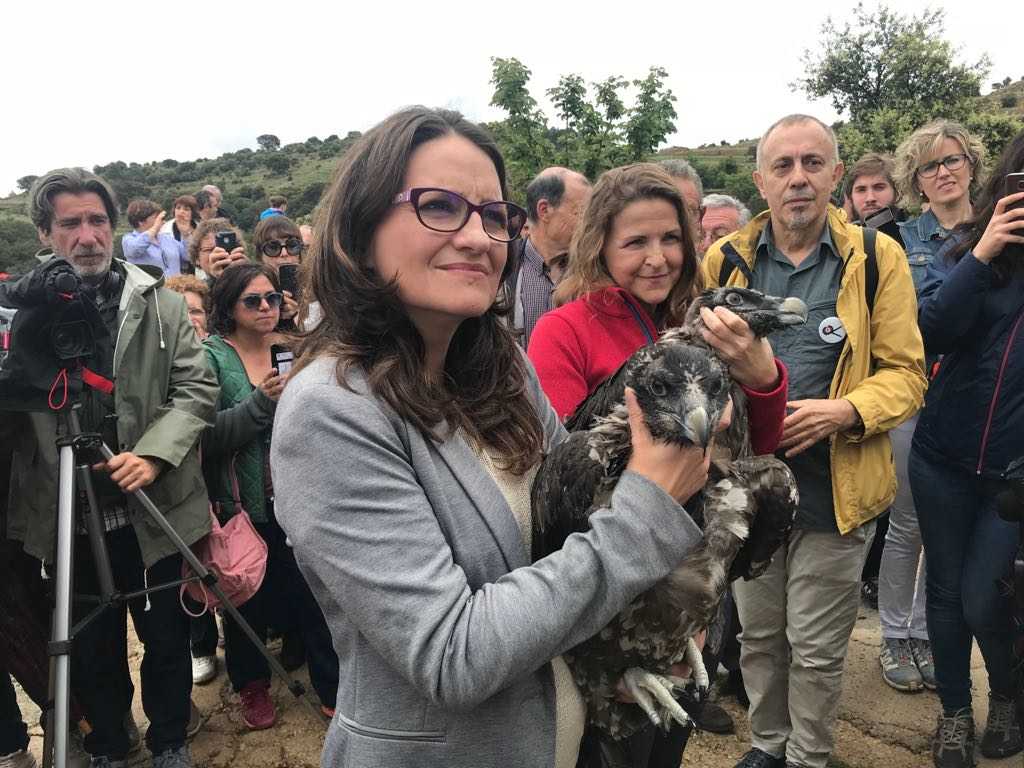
261;237;304;258
240;291;283;310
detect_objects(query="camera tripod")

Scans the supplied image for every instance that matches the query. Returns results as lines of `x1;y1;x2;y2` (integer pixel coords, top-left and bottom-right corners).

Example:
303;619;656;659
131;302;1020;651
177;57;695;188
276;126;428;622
41;407;323;768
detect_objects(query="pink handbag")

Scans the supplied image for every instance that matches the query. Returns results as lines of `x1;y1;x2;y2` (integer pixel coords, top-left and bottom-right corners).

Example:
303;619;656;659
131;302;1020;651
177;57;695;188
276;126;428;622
180;460;268;616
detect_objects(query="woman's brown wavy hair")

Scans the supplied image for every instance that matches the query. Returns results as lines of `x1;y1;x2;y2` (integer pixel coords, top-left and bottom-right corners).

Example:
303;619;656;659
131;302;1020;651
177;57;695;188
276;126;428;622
291;106;542;474
553;163;702;328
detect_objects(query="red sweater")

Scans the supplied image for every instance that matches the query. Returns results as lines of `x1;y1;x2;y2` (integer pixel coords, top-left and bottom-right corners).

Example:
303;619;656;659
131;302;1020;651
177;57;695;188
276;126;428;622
527;286;789;455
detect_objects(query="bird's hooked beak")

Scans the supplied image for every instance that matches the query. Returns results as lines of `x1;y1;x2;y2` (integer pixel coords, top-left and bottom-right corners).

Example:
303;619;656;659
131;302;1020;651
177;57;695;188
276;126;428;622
776;296;809;326
682;404;713;449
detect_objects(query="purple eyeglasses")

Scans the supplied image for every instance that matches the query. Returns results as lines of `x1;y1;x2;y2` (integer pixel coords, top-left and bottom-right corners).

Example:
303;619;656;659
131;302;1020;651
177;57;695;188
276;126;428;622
392;187;527;243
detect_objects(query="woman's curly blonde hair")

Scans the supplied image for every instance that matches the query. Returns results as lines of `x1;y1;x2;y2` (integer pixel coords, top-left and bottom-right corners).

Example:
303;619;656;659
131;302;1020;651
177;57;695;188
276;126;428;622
894;119;986;207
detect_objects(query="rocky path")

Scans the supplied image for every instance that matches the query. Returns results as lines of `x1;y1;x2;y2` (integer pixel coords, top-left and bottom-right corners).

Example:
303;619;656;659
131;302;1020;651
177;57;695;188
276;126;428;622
18;603;1019;767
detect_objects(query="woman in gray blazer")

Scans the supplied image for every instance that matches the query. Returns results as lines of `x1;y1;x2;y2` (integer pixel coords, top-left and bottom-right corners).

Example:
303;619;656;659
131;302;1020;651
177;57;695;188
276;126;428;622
270;106;716;768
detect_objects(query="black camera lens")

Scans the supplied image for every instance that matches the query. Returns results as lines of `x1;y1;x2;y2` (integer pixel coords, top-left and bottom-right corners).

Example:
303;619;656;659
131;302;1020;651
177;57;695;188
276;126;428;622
51;320;94;362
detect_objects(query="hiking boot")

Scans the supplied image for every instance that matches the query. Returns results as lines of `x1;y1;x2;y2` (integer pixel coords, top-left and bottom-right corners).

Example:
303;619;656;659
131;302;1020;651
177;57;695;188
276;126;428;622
694;698;735;734
733;747;785;768
191;655;217;685
0;750;38;768
980;693;1023;758
151;746;193;768
909;637;937;690
239;680;276;730
932;708;976;768
879;638;924;692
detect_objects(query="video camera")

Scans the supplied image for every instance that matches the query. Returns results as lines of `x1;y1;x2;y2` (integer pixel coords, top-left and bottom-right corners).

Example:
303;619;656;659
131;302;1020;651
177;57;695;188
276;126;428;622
0;258;111;412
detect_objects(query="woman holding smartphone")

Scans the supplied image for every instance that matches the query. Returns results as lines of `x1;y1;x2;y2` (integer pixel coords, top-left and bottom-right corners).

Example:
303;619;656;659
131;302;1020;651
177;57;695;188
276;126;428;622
873;121;986;698
201;263;338;730
910;129;1024;767
253;215;304;325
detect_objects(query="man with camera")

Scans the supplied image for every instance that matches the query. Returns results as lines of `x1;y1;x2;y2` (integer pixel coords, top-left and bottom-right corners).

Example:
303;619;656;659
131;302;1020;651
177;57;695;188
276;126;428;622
1;168;217;768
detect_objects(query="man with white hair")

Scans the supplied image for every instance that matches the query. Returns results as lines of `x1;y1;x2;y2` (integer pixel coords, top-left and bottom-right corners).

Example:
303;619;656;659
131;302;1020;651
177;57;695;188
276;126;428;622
702;115;926;768
200;184;233;222
700;193;752;256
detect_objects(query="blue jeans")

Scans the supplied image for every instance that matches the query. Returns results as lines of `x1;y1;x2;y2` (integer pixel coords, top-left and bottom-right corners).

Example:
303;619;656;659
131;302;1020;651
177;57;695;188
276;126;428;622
910;448;1018;713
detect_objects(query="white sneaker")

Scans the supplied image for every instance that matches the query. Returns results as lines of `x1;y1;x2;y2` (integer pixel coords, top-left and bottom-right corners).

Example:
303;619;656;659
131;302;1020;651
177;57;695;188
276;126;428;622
191;655;217;685
0;749;38;768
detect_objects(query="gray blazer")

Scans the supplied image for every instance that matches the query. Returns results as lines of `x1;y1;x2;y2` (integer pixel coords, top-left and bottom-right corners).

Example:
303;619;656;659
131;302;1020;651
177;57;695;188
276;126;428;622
271;356;703;768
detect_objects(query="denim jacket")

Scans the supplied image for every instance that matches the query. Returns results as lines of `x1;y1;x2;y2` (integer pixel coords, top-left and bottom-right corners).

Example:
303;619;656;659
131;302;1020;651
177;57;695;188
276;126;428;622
897;209;951;294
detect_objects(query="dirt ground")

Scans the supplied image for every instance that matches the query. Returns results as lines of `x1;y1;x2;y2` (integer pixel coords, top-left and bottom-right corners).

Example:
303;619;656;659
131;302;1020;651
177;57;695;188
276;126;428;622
17;602;1019;767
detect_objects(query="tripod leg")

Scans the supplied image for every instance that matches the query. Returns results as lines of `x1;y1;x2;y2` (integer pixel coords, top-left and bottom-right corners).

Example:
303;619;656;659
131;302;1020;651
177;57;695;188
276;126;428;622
76;463;116;601
48;443;76;768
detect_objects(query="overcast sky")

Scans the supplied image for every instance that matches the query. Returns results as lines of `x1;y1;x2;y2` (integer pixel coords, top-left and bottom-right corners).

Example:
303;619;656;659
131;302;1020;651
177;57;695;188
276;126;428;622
2;0;1017;196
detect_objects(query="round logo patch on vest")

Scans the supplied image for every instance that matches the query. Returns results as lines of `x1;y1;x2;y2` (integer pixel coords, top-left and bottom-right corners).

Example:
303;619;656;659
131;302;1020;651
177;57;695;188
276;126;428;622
818;316;846;344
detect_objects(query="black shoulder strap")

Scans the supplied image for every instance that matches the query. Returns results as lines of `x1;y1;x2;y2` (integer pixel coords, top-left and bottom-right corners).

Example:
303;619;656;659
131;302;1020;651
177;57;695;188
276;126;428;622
863;227;879;316
717;241;754;286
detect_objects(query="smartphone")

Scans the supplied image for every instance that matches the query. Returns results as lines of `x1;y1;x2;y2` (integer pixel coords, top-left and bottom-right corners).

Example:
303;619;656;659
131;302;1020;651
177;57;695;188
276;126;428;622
1007;173;1024;236
270;344;293;376
214;230;238;252
278;263;300;302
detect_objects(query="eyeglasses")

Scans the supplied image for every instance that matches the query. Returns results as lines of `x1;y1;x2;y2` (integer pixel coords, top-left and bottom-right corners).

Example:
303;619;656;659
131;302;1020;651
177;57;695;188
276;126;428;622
917;153;970;179
392;187;527;243
261;237;303;258
239;291;283;310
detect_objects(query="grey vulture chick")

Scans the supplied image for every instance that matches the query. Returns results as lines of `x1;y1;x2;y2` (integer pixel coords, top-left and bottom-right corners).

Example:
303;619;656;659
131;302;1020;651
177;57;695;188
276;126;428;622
531;286;806;741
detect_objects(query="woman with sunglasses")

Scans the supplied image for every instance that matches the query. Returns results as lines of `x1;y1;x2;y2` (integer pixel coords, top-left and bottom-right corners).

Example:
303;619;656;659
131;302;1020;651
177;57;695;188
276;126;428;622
270;107;715;768
253;215;304;326
868;122;987;702
202;263;339;730
909;130;1024;767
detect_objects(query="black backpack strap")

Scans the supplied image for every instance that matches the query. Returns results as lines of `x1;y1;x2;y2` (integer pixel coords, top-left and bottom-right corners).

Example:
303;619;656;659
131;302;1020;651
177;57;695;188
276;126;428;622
717;241;754;286
863;227;879;316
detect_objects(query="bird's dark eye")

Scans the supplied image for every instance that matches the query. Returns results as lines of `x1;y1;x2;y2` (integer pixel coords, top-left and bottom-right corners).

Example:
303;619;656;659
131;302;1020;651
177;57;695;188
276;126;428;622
726;293;743;306
706;377;724;396
649;380;667;398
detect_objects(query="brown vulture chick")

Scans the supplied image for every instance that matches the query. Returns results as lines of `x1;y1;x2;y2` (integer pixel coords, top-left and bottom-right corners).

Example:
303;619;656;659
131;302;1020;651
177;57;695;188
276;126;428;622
531;287;806;741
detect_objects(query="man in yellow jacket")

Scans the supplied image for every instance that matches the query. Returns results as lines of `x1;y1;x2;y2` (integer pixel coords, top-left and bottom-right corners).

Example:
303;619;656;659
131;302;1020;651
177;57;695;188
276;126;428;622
701;115;926;768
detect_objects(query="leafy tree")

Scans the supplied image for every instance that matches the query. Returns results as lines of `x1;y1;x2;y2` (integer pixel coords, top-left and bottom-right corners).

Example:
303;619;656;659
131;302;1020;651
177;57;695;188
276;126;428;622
263;154;290;174
624;67;677;162
0;216;42;275
488;59;678;197
795;4;990;123
16;175;38;193
488;57;555;195
256;134;281;152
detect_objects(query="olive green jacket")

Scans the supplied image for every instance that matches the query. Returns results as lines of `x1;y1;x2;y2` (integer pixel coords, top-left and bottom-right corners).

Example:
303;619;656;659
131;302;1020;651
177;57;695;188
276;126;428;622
2;260;218;567
702;206;928;533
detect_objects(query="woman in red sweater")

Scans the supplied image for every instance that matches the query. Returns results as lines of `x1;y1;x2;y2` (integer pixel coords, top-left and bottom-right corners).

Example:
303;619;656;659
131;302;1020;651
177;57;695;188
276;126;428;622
527;163;787;455
527;163;789;766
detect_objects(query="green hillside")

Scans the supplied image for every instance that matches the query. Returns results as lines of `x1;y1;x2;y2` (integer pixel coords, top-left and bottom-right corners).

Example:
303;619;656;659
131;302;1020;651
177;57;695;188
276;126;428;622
3;83;1022;276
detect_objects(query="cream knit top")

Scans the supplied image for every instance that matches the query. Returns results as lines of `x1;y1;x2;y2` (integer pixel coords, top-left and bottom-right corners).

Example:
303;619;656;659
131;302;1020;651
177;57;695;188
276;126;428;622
469;440;586;768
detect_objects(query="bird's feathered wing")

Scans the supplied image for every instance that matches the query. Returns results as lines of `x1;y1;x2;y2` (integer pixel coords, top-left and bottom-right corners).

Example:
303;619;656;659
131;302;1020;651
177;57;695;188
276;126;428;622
530;286;805;741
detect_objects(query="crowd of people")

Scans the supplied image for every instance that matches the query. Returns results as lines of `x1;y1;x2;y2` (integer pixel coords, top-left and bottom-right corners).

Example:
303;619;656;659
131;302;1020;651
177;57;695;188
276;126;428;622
1;104;1023;768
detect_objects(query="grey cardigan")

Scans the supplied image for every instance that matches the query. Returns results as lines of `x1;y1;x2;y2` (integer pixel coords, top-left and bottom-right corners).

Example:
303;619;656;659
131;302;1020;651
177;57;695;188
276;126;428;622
270;356;703;768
